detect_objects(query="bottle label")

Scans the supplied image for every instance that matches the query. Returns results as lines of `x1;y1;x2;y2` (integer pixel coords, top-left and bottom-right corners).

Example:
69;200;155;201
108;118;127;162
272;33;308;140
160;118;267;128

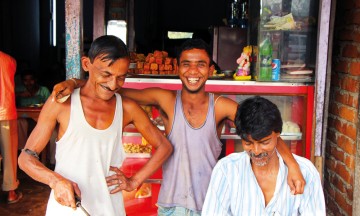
260;55;272;67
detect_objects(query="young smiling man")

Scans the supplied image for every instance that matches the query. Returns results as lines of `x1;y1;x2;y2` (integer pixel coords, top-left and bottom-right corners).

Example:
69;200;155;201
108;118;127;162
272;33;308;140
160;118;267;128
202;96;326;216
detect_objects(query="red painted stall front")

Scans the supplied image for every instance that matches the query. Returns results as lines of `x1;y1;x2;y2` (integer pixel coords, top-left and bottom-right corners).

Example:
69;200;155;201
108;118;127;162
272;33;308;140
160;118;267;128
121;78;315;214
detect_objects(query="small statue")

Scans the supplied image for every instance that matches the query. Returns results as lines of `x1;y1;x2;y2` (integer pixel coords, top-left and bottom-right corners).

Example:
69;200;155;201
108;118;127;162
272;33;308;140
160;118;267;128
236;46;252;76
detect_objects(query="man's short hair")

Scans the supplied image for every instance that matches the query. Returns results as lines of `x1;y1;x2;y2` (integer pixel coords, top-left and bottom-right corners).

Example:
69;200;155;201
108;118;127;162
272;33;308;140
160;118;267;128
177;38;212;64
87;35;129;66
235;96;283;142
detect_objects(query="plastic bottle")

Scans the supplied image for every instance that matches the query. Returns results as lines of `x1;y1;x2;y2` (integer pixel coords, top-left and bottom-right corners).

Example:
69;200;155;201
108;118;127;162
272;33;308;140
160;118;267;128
239;0;248;29
259;36;273;81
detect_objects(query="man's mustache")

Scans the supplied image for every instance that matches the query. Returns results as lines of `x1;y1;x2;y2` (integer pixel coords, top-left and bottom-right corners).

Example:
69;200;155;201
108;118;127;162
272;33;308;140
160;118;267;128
102;85;119;92
248;152;268;158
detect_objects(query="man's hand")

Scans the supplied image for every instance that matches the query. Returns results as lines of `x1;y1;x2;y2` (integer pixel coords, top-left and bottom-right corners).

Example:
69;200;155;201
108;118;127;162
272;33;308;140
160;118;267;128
106;166;140;194
52;177;81;210
287;164;306;195
51;79;77;103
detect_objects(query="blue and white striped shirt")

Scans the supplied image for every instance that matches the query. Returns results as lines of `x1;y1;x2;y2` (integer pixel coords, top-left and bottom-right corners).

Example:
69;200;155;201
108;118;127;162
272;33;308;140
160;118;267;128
202;152;326;216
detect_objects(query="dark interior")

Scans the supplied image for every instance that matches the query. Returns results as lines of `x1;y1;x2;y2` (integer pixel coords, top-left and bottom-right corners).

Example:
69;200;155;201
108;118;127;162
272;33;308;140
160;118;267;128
0;0;248;90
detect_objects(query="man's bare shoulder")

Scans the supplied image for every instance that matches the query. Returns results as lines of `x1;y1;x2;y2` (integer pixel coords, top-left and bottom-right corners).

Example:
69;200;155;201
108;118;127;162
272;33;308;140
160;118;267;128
121;96;149;117
213;94;238;122
39;95;71;122
214;94;238;106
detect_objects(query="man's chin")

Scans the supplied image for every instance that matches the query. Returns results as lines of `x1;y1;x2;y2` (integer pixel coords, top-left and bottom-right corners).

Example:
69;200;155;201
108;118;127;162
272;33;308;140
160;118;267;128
183;83;205;94
251;158;269;166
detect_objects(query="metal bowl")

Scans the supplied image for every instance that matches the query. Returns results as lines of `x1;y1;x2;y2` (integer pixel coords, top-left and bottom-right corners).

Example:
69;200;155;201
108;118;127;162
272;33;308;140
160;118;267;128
222;70;235;78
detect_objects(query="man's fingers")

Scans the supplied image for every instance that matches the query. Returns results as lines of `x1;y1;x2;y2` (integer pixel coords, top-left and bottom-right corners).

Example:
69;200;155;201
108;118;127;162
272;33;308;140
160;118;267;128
110;186;122;194
72;183;82;199
289;182;296;195
108;179;125;194
109;166;118;172
294;180;305;195
51;85;71;103
290;180;305;195
56;94;70;103
70;198;77;210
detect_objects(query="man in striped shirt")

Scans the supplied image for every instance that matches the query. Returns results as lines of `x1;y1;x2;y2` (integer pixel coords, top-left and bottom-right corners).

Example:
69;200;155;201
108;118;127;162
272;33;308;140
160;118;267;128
202;96;325;216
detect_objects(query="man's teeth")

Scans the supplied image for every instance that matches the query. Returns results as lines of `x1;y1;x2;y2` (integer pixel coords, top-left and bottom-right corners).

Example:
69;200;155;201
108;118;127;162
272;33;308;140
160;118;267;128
188;78;199;83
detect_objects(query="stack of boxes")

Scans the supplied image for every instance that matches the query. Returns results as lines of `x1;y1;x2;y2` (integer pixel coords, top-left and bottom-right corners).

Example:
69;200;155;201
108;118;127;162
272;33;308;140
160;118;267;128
129;51;178;75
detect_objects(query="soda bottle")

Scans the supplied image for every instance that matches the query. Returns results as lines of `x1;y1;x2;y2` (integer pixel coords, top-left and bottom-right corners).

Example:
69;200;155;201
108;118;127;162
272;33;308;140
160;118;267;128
259;36;273;81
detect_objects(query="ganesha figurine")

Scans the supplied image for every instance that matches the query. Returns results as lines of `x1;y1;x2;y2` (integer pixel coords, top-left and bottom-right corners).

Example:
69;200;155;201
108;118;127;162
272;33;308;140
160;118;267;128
236;51;251;76
236;66;250;76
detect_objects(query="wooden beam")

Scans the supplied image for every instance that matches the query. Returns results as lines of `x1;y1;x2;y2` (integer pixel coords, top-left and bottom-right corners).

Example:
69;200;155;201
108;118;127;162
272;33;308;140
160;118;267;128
93;0;105;40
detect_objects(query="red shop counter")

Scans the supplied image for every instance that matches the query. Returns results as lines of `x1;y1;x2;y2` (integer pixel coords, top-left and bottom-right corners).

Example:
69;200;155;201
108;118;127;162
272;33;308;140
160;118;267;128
121;77;315;214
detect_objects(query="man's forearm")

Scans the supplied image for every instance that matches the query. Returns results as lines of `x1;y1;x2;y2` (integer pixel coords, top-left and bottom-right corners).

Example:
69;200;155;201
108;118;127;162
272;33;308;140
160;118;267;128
131;138;172;186
277;137;297;166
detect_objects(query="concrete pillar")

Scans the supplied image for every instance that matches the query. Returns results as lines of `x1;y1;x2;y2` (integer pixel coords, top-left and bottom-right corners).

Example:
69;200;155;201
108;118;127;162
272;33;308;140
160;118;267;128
65;0;84;79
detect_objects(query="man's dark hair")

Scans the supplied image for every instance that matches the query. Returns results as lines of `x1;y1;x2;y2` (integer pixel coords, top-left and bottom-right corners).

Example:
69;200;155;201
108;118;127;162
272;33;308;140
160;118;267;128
235;96;283;142
177;38;212;64
87;35;129;66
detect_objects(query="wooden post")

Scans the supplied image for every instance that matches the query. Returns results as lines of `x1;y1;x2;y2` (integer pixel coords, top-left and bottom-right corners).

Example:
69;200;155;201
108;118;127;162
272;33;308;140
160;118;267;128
93;0;105;40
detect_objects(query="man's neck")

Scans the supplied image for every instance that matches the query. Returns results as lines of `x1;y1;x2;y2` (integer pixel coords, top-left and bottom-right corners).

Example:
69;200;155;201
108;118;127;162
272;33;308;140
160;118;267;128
180;90;209;128
252;156;279;175
181;89;208;105
251;153;280;207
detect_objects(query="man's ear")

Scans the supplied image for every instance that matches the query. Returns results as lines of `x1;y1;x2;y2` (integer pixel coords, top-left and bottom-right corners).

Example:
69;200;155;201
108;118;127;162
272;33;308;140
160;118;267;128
208;64;215;76
81;56;91;72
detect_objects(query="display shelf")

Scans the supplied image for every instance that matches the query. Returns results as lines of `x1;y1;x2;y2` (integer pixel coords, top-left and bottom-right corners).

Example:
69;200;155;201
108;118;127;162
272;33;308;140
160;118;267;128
259;29;316;34
220;133;302;141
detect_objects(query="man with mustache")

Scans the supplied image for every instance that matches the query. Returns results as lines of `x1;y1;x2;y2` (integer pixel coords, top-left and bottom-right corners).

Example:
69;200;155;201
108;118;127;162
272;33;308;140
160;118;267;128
18;35;172;215
202;96;326;215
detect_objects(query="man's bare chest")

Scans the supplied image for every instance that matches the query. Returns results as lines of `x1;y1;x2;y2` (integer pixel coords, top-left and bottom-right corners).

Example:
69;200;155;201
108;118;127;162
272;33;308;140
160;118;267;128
183;106;208;128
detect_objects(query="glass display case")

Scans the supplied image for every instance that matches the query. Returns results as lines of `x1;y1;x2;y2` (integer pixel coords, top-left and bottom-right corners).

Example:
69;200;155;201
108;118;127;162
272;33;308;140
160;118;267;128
255;0;319;82
220;94;309;157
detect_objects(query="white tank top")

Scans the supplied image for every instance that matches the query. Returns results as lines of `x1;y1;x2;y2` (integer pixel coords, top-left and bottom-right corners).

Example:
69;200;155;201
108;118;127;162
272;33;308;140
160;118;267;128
46;88;126;216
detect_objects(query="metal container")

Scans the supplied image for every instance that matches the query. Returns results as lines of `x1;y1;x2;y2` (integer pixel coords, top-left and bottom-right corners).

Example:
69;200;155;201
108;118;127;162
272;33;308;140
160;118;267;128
222;70;235;78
